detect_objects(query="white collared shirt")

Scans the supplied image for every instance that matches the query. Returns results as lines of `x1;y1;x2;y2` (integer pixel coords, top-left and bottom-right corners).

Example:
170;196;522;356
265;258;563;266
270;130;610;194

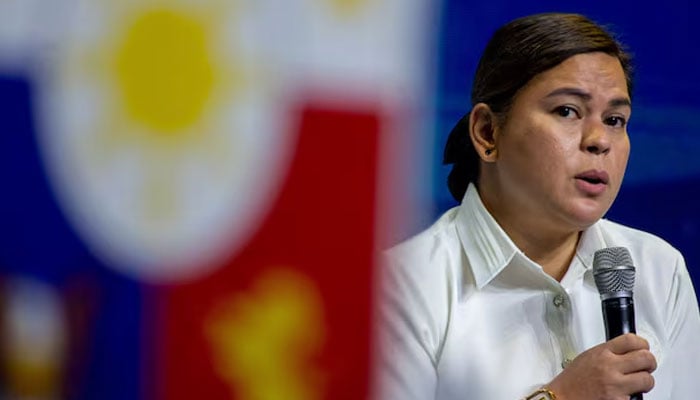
373;184;700;400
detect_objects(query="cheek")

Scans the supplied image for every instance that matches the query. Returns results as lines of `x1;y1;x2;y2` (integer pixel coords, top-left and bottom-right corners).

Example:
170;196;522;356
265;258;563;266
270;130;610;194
613;138;631;173
535;136;576;172
503;138;569;192
499;116;577;177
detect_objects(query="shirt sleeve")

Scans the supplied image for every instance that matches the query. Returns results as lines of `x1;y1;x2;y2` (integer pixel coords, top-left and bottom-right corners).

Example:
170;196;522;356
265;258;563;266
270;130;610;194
372;254;441;400
665;255;700;397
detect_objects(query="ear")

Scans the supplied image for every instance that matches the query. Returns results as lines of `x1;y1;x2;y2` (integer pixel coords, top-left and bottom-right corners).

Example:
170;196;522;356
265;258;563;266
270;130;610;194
469;103;499;162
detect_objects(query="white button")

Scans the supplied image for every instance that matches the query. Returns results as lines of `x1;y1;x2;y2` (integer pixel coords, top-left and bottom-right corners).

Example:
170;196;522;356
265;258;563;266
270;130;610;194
561;358;572;369
553;294;566;307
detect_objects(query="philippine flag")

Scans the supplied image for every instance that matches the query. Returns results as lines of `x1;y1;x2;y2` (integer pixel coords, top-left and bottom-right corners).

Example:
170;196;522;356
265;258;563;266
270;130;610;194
0;0;435;399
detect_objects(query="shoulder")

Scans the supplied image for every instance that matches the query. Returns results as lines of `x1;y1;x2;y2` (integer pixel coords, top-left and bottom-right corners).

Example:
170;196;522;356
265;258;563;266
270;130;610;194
378;207;467;358
596;218;690;316
597;218;683;264
383;207;464;288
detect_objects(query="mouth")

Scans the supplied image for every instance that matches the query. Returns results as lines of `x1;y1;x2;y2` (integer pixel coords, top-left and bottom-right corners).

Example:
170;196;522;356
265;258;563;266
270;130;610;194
575;170;609;185
574;170;610;196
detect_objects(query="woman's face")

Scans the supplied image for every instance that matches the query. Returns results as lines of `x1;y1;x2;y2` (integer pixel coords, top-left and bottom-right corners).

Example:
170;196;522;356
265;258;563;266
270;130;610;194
483;52;631;234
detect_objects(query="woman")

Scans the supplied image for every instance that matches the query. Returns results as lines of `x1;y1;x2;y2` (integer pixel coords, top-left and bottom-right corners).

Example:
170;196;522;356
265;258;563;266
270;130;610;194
374;13;700;400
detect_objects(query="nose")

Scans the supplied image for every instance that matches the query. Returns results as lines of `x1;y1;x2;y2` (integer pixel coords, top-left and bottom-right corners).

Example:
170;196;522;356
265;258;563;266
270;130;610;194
581;120;611;155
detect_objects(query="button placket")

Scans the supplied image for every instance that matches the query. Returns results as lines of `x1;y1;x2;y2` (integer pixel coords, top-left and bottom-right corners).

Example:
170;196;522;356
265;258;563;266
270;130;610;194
545;289;577;372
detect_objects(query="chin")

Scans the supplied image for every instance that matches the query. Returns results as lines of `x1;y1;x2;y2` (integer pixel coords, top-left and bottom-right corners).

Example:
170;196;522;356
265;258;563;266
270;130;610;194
566;202;609;229
572;216;601;230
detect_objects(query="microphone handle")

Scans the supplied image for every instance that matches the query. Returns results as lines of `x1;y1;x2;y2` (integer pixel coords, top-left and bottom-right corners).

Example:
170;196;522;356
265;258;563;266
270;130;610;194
602;296;642;400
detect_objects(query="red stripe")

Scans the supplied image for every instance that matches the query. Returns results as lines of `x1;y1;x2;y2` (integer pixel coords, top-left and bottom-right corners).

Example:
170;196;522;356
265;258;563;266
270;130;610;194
155;104;380;400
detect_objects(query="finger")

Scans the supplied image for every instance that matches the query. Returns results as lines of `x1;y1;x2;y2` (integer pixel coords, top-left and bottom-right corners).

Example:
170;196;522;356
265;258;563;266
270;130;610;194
621;370;656;394
618;349;657;374
608;333;649;355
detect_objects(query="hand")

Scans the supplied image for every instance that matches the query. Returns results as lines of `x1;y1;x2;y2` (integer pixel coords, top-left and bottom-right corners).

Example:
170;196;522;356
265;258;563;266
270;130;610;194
547;333;656;400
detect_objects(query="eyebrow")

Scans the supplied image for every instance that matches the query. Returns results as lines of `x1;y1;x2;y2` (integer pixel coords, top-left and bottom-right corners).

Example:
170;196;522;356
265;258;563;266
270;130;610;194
545;87;631;108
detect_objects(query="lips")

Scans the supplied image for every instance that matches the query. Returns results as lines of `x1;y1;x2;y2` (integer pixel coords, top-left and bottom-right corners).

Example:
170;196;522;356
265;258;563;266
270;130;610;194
575;170;609;195
575;170;609;185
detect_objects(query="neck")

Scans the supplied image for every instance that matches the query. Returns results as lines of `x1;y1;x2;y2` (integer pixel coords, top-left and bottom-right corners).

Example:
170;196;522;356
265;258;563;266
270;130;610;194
476;182;581;282
507;227;580;281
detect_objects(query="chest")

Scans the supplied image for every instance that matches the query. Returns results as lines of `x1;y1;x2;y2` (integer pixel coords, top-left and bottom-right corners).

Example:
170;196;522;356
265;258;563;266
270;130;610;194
434;283;670;400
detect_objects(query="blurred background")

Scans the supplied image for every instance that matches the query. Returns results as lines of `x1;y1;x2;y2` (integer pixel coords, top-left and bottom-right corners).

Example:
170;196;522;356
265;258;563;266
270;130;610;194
0;1;698;399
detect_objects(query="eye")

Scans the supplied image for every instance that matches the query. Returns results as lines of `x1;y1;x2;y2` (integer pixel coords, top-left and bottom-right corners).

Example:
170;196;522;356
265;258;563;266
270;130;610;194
554;106;579;118
604;115;627;128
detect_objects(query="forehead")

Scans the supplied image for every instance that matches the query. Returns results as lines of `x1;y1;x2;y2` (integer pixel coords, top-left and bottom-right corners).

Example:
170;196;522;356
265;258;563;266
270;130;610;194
518;52;629;102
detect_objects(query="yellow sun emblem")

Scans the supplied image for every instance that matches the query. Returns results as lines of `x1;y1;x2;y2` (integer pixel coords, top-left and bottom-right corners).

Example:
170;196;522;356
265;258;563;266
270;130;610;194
39;0;292;281
115;9;216;136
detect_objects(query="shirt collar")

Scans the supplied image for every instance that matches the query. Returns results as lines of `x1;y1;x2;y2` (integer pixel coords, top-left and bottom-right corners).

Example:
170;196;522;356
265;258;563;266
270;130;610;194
574;219;606;270
455;183;522;289
455;183;608;289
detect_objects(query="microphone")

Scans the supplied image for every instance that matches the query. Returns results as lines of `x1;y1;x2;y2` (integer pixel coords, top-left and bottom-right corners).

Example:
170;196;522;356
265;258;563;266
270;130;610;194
593;246;642;400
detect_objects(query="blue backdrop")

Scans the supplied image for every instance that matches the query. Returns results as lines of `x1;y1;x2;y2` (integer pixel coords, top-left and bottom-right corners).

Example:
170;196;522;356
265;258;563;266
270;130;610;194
430;2;700;285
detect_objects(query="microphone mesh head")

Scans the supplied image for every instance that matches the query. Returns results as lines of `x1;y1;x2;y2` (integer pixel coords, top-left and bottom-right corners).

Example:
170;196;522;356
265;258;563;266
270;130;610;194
593;247;636;296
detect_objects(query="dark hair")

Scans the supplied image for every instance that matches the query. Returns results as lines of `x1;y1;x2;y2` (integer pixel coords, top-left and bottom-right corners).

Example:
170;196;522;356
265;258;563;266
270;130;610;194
443;13;633;202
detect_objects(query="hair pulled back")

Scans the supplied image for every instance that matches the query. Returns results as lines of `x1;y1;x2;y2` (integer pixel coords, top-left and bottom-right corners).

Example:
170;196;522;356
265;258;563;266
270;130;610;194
443;13;633;202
